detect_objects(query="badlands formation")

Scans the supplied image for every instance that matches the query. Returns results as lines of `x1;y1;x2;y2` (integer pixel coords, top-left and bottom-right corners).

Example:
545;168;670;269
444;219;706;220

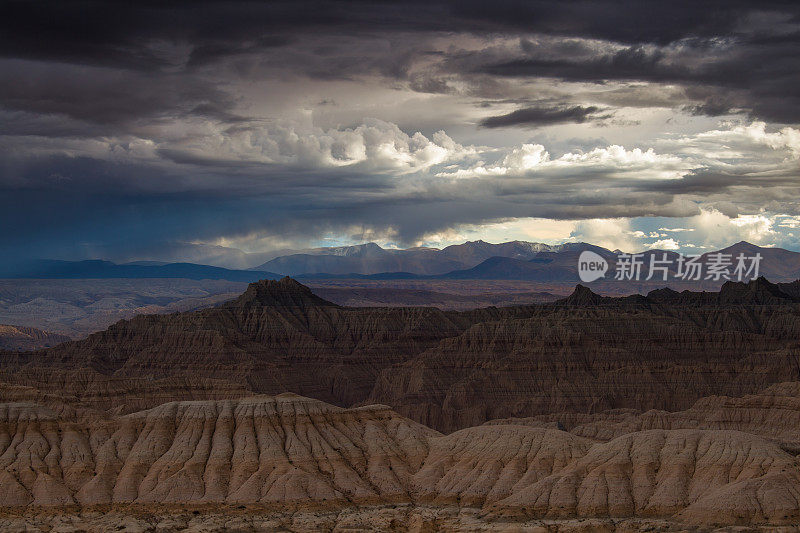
0;388;797;530
0;324;70;351
0;278;800;530
0;387;798;531
2;277;800;430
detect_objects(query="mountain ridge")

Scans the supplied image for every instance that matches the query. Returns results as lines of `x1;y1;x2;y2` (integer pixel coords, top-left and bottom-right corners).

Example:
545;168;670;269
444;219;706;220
8;241;800;285
254;240;608;276
267;240;800;282
4;276;800;433
0;259;281;282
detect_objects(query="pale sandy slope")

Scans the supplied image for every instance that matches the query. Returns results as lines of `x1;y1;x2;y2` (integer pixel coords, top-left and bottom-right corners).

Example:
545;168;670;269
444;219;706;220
0;386;799;530
487;382;800;450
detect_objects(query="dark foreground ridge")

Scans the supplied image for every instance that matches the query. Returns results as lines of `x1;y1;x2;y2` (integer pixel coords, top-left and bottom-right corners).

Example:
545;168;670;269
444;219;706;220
1;276;800;432
556;276;800;306
227;276;340;309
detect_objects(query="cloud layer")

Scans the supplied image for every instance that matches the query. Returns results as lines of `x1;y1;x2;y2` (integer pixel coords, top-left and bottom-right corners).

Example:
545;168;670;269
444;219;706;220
2;1;800;265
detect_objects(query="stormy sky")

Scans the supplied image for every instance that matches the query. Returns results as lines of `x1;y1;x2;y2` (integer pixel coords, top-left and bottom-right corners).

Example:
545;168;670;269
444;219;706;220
2;0;800;267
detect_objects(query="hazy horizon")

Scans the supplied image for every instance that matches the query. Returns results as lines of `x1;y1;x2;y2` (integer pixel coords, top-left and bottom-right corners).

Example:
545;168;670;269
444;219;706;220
15;238;786;272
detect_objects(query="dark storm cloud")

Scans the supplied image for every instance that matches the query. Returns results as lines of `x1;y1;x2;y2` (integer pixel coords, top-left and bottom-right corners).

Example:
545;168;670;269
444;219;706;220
480;105;603;128
478;38;800;122
1;140;797;265
0;59;238;131
2;0;800;264
2;1;786;66
684;102;735;117
0;161;695;265
636;168;800;195
481;47;666;81
186;36;292;68
3;1;799;123
0;1;303;70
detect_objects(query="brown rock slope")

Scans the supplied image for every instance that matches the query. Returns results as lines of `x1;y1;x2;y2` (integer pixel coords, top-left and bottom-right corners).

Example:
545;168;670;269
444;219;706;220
368;278;800;431
0;277;473;411
0;392;798;528
3;276;800;433
0;324;70;351
489;429;800;525
488;381;800;453
413;425;589;506
0;394;436;507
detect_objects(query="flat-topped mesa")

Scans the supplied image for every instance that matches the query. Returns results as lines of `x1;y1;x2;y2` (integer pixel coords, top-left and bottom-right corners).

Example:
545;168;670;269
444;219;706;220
226;276;339;309
555;284;604;306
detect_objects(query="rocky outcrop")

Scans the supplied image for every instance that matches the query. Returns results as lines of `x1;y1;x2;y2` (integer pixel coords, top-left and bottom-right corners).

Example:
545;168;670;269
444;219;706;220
647;275;800;305
554;284;606;306
0;278;472;410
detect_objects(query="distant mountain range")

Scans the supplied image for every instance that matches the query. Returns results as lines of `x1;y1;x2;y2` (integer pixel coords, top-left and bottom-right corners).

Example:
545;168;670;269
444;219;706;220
427;241;800;283
0;259;280;282
4;241;800;284
296;241;800;284
253;240;584;276
257;240;800;282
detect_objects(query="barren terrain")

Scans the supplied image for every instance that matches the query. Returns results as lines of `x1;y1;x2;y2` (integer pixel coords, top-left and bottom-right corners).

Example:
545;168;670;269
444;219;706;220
0;385;797;531
1;277;800;530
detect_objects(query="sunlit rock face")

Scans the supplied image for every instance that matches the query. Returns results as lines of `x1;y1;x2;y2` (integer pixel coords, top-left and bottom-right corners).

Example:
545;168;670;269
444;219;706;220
0;389;799;528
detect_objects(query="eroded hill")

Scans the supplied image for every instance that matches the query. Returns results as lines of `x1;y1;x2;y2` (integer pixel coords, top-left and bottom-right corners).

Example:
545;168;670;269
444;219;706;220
0;324;70;351
0;387;798;530
2;277;800;434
